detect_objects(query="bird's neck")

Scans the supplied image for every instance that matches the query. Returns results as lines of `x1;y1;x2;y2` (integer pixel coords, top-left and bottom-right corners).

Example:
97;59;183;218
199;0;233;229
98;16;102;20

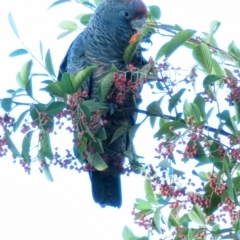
84;21;133;69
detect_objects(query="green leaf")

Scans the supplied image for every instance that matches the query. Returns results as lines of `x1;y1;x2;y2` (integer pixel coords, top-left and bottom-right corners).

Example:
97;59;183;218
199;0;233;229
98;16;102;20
184;41;198;49
25;78;33;98
179;215;190;229
193;43;213;74
193;95;205;119
168;212;179;228
203;74;221;88
155;42;169;61
158;159;171;168
91;138;104;154
128;123;141;142
21;60;33;85
80;13;93;26
192;170;210;182
71;66;96;92
228;41;240;60
168;88;186;113
232;177;240;193
149;116;156;129
98;66;116;102
184;102;202;123
46;82;67;98
110;125;129;144
188;229;193;240
81;100;108;112
21;131;33;163
134;198;152;210
210;20;221;37
154;121;186;137
1;98;12;112
148;5;161;20
195;140;210;166
57;30;73;40
42;131;53;160
156;81;164;91
6;89;18;96
87;152;108;171
153;208;161;233
16;60;33;89
203;183;222;215
226;178;236;202
95;127;107;140
45;49;56;77
5;131;21;157
144;178;156;201
147;100;162;115
42;162;54;181
212;58;225;77
38;151;54;182
188;205;205;225
206;20;221;45
216;110;238;134
93;0;105;6
205;107;214;122
234;101;240;124
80;1;96;10
165;29;196;57
124;33;142;64
39;40;43;60
222;157;231;179
58;20;78;30
73;143;84;164
46;102;67;115
60;73;74;94
8;12;19;38
80;104;91;123
30;104;46;125
122;226;135;240
13;110;29;132
134;209;153;220
84;125;96;142
9;49;28;57
48;0;70;9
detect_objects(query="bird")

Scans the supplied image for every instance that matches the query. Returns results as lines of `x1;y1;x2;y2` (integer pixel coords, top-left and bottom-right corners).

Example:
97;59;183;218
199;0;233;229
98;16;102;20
58;0;148;208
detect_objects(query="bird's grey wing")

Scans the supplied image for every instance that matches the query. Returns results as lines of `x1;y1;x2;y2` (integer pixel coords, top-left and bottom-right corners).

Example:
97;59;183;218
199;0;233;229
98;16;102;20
57;32;92;94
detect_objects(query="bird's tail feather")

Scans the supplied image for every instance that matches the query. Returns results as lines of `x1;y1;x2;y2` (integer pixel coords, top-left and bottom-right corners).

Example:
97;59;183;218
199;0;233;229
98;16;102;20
89;171;122;208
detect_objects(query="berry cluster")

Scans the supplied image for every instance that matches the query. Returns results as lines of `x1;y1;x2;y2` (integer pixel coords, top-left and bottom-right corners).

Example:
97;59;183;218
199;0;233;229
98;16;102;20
188;193;210;208
0;113;15;130
21;123;31;134
220;197;238;222
52;149;83;172
159;181;186;198
19;159;31;174
155;137;176;159
107;67;143;104
209;174;227;195
224;76;240;104
0;136;8;157
132;211;153;233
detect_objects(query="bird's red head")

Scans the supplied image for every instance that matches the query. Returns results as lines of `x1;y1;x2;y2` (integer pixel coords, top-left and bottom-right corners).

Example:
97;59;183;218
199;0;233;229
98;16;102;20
108;0;147;19
125;0;147;19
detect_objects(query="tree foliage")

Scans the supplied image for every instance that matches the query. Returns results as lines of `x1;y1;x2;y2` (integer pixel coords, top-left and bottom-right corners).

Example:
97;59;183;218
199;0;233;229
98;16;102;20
1;1;240;239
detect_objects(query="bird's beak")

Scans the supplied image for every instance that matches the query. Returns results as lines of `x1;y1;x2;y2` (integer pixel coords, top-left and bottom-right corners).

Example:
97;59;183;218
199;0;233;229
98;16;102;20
130;18;146;30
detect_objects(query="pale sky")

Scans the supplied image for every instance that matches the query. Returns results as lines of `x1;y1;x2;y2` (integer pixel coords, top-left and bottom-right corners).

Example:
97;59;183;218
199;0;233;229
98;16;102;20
0;1;240;240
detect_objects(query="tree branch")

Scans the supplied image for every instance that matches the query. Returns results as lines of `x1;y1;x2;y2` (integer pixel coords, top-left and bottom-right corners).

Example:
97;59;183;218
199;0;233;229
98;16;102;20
118;107;231;138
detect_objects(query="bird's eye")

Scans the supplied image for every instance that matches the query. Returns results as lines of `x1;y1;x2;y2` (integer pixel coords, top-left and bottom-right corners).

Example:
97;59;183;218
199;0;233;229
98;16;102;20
123;11;129;17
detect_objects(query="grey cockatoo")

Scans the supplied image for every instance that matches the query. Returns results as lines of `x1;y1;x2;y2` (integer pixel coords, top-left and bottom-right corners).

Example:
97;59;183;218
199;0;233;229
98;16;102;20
58;0;148;208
